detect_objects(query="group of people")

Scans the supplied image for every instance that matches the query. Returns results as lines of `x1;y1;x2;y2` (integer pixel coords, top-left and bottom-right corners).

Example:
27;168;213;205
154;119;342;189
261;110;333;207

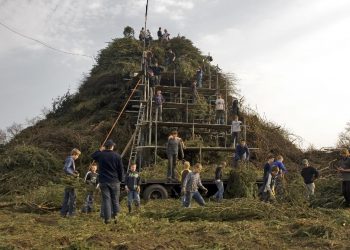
139;27;171;45
61;140;141;224
259;151;350;207
60;140;350;224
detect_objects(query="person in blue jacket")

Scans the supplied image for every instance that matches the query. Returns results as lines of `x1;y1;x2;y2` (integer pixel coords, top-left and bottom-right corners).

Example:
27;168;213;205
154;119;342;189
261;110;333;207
91;139;124;224
233;139;250;167
61;148;81;217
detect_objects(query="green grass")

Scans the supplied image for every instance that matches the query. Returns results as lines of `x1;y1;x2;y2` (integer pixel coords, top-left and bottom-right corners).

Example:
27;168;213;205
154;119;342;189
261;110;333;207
0;199;349;249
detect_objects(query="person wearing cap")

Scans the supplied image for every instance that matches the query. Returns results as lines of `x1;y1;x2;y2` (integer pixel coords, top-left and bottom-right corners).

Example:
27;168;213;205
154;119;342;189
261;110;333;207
300;159;319;199
91;139;124;224
337;149;350;208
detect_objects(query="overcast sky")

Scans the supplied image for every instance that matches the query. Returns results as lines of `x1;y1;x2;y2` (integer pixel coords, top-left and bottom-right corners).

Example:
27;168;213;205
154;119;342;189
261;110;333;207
1;0;349;148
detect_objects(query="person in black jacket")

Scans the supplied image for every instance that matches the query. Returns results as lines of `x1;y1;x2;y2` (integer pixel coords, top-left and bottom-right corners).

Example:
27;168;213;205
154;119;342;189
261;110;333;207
81;163;99;213
300;159;319;199
231;98;239;117
91;139;124;224
125;163;141;213
157;27;162;41
151;62;163;86
212;161;226;202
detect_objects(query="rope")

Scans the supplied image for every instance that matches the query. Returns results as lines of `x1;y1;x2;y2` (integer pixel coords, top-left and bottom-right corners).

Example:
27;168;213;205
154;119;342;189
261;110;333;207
0;21;95;62
100;78;142;147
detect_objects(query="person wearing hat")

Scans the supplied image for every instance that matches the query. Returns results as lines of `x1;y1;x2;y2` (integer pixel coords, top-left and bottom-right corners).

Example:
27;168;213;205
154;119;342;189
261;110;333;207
91;139;124;224
300;159;319;199
337;149;350;208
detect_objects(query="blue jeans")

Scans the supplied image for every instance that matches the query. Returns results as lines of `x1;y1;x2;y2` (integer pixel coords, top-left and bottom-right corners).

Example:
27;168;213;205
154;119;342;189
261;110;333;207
216;110;225;124
100;182;120;222
167;154;178;179
197;76;203;88
127;191;141;207
214;180;224;201
61;187;76;216
81;191;94;213
183;191;205;207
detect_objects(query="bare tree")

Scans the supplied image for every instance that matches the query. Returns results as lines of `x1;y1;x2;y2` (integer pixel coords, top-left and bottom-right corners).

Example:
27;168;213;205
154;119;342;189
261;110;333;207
0;129;6;145
337;122;350;148
26;116;41;126
6;122;23;138
123;26;135;38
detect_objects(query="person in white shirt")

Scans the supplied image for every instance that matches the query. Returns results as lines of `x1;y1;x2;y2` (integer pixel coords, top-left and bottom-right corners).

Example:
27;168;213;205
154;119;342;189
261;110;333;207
231;115;242;147
215;94;225;124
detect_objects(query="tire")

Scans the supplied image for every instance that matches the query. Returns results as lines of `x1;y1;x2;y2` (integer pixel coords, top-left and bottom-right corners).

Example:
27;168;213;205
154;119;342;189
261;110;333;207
143;184;169;200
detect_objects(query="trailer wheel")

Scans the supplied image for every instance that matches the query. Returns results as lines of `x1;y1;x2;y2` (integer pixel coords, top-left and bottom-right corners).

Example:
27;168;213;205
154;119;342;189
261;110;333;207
143;184;168;200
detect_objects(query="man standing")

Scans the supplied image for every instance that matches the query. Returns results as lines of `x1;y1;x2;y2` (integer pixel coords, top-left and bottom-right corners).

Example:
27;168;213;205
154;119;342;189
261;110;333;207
166;131;184;181
231;115;242;147
165;49;176;68
157;27;162;41
196;66;204;88
151;62;163;86
215;94;225;124
91;139;124;224
153;90;165;121
300;159;319;199
338;149;350;208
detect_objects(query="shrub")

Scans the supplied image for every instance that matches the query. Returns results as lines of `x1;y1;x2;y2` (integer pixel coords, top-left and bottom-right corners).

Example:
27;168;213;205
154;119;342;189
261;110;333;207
0;145;61;195
225;162;259;198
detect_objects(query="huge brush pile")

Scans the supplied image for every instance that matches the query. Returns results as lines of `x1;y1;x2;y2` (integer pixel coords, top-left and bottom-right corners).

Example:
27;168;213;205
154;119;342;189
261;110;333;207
0;28;344;213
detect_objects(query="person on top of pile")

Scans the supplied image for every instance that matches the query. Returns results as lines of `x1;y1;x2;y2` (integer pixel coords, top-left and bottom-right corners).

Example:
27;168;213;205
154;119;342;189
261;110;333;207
139;27;145;41
157;27;162;41
162;29;170;41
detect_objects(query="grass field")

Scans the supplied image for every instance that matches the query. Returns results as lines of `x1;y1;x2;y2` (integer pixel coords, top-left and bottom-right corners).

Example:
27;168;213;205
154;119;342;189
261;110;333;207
0;198;350;250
